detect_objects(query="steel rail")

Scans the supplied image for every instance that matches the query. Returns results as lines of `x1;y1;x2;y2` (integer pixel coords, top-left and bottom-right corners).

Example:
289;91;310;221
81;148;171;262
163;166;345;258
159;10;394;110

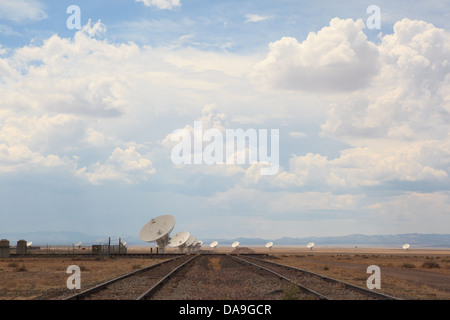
63;255;188;300
229;254;329;300
240;255;400;300
137;254;200;300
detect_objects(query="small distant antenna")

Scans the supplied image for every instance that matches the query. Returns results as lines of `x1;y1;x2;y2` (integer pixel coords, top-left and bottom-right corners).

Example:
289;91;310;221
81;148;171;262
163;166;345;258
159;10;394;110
402;244;410;250
26;241;32;247
210;241;218;251
74;241;82;249
307;242;315;250
265;241;273;250
231;241;239;248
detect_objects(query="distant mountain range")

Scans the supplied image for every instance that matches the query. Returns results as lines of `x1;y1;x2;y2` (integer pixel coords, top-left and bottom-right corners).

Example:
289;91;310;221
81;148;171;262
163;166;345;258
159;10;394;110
208;233;450;248
1;231;449;248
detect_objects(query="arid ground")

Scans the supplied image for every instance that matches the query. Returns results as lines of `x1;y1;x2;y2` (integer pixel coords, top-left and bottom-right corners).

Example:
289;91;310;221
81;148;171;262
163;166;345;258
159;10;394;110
1;246;449;300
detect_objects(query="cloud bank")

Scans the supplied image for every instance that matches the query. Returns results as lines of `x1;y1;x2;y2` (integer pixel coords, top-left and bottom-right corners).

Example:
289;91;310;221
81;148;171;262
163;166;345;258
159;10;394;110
252;18;380;92
1;14;450;237
135;0;181;10
0;0;47;22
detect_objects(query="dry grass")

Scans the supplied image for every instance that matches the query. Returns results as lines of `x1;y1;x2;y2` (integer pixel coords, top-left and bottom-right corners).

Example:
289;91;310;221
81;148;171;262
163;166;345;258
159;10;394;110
1;246;449;300
268;250;450;300
208;256;222;272
0;256;166;300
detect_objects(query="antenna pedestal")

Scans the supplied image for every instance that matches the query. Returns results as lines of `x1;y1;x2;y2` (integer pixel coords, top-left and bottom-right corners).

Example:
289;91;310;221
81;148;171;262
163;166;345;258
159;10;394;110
156;235;170;253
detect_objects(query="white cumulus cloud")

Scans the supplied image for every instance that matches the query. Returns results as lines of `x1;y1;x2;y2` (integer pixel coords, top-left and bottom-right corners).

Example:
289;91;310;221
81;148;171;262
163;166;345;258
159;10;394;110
136;0;180;10
79;146;155;185
252;18;379;92
0;0;47;22
246;18;450;191
244;14;270;23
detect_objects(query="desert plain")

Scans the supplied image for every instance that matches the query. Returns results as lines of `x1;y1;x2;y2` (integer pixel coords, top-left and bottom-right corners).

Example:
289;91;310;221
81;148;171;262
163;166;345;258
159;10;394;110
1;246;449;300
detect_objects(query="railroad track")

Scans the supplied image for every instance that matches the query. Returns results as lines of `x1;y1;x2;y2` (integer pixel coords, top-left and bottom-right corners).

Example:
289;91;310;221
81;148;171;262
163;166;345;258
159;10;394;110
232;255;400;300
64;254;199;300
63;253;400;300
144;253;321;300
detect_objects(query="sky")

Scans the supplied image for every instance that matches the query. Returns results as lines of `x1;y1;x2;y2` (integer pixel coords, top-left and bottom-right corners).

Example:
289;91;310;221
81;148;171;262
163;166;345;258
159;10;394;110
0;0;449;242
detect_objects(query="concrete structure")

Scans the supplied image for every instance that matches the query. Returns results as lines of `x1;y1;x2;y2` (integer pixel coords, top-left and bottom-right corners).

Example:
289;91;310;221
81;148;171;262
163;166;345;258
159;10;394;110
0;239;10;258
16;240;28;255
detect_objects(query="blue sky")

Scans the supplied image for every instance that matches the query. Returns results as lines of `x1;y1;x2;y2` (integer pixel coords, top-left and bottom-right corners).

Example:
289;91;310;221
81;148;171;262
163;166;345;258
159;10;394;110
1;0;450;243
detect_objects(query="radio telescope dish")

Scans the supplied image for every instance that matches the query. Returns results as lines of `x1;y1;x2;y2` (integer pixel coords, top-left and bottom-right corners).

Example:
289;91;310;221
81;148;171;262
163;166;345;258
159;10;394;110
185;234;197;253
26;241;32;247
193;240;203;252
210;241;218;250
168;231;190;252
194;239;202;247
74;241;82;248
232;241;239;248
265;241;273;249
139;215;175;253
402;244;410;250
307;242;315;250
186;234;196;246
122;241;127;247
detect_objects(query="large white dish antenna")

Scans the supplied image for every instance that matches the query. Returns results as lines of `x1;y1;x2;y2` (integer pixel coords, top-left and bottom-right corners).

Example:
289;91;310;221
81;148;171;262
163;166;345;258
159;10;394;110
122;241;127;247
188;237;197;252
191;239;201;252
75;241;82;247
168;231;190;247
185;234;196;246
307;242;315;250
265;241;273;249
26;241;32;247
232;241;239;248
402;244;410;250
168;231;190;252
139;215;175;252
185;235;197;253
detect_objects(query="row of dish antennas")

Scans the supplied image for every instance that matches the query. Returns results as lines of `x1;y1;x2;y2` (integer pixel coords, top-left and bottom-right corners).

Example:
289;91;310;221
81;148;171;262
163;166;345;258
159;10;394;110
265;242;313;250
138;216;321;253
138;215;202;253
253;242;412;250
212;241;314;250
